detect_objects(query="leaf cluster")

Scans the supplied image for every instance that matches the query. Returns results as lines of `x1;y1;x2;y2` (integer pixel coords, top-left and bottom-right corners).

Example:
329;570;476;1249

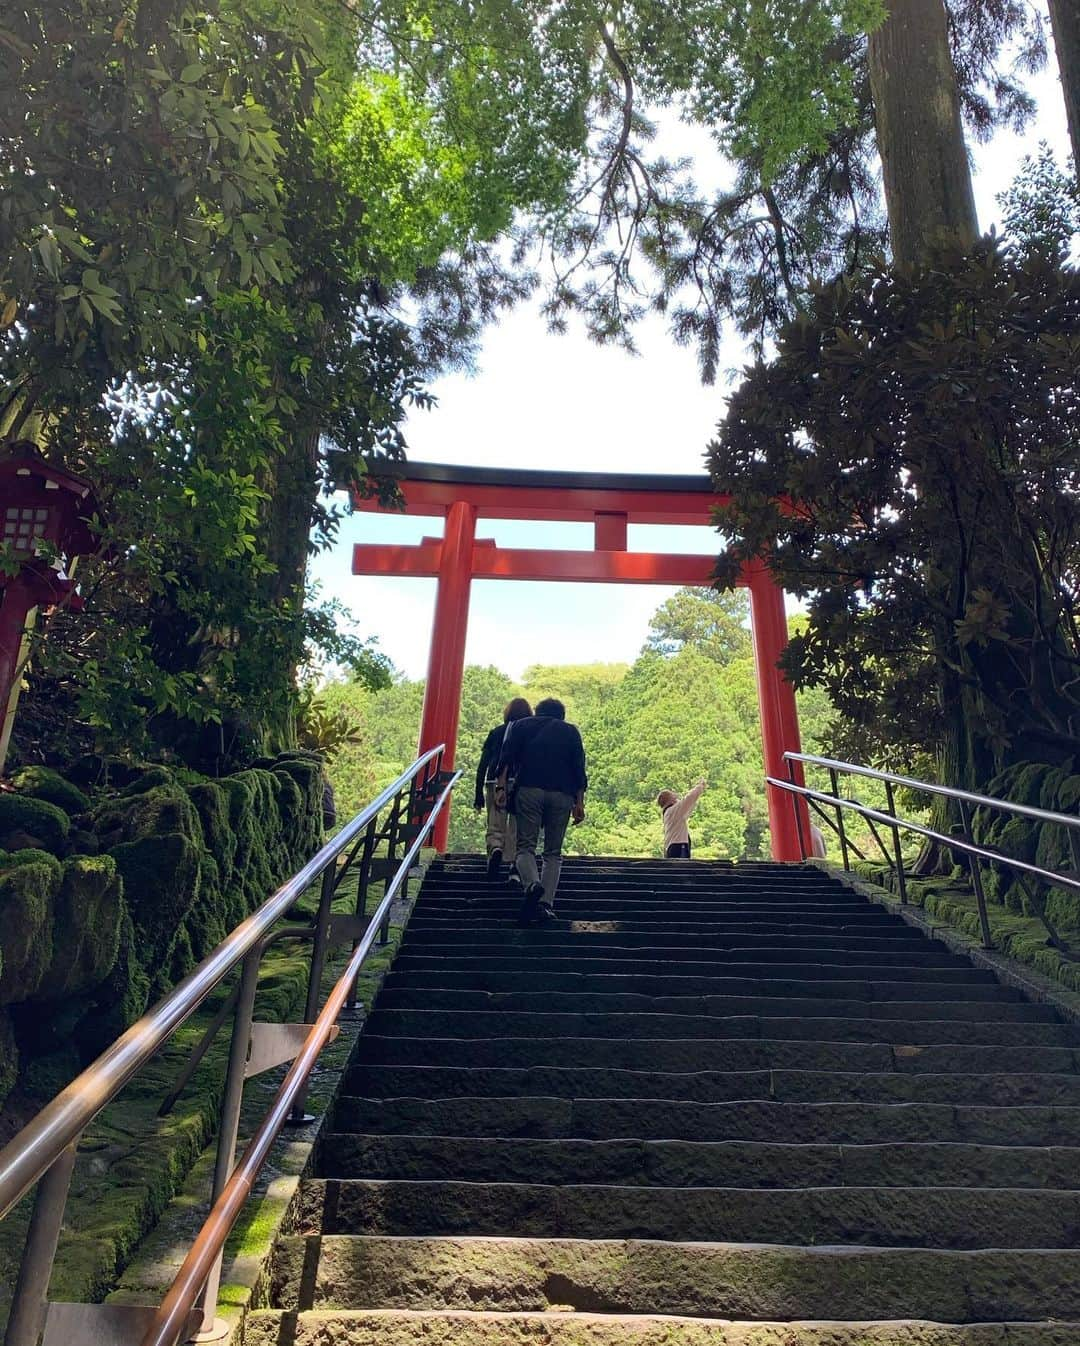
708;237;1080;774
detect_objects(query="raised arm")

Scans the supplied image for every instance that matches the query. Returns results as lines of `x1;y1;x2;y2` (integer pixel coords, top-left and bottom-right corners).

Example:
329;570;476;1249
669;779;706;826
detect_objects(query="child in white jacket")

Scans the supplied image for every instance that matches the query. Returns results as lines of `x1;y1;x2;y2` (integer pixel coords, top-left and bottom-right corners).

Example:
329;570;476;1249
657;779;706;858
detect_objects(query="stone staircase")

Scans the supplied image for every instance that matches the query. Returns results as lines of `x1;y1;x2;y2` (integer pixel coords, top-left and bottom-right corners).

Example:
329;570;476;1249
248;855;1080;1345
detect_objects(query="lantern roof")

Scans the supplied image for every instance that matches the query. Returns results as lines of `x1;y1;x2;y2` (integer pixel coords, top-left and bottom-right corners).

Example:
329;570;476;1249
0;440;101;556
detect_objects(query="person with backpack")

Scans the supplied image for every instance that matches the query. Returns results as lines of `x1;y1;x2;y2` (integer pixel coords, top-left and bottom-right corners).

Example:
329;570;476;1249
474;696;532;881
495;697;587;926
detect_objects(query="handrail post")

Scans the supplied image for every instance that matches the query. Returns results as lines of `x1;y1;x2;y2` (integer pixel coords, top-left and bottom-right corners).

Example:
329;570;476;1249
958;799;993;950
4;1142;78;1346
194;947;261;1336
288;863;337;1125
829;768;851;871
787;759;807;860
883;780;908;904
380;791;403;946
346;817;379;1011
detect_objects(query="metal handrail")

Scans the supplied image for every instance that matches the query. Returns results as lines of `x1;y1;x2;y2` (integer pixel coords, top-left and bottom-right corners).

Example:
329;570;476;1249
137;769;460;1346
0;744;445;1222
786;751;1080;834
770;777;1080;896
772;751;1080;954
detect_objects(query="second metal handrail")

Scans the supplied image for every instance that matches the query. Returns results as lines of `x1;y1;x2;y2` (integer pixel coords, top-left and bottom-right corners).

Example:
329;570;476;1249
771;751;1080;953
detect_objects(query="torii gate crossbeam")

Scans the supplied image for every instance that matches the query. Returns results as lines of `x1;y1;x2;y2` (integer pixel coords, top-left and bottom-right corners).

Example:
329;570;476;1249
351;463;809;859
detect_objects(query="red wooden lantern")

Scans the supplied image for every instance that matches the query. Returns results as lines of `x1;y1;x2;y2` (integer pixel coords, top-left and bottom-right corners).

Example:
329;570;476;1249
0;441;102;768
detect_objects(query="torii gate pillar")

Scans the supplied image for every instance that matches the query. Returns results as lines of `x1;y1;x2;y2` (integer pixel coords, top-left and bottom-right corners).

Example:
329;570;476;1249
747;562;807;863
417;500;476;850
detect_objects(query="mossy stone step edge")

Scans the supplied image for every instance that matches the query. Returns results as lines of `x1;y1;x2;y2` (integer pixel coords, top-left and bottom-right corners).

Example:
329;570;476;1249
242;1309;1080;1346
320;1133;1080;1189
340;1063;1080;1105
332;1094;1080;1144
350;1034;1080;1073
373;990;1056;1022
268;1233;1080;1321
298;1177;1080;1246
362;1009;1077;1047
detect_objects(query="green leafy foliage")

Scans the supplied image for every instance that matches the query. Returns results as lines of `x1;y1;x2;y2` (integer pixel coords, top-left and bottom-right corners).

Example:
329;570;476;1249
708;237;1080;791
998;142;1080;256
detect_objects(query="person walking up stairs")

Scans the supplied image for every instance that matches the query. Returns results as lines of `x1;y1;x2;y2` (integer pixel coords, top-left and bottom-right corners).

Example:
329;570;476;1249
251;855;1080;1344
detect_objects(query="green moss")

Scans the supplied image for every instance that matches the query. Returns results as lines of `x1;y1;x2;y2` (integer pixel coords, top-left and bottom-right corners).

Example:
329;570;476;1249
93;785;203;850
118;765;175;796
76;909;150;1055
21;1044;81;1100
0;793;70;852
0;848;62;1003
33;855;124;1001
109;831;201;975
0;1010;16;1107
183;854;226;963
11;766;90;816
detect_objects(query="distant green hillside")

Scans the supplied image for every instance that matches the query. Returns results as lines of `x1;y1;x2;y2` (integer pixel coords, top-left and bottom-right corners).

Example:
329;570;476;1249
320;588;848;859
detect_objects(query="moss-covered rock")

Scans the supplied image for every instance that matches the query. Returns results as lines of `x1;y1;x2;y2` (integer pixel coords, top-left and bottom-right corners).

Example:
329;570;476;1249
92;784;203;851
0;793;70;852
1;750;324;1109
10;765;90;816
0;848;62;1004
119;765;176;797
110;831;201;976
0;1010;16;1108
32;855;124;1001
75;908;150;1056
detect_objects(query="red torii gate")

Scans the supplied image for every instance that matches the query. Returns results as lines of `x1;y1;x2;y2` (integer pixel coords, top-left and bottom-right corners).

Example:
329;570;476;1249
351;463;809;859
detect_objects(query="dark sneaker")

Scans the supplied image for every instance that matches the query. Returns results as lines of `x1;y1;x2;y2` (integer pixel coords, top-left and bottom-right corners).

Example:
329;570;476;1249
506;870;523;888
537;901;558;926
486;847;503;882
517;882;544;927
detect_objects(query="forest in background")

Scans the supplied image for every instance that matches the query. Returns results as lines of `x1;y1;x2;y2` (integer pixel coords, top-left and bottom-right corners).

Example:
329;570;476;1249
320;588;847;859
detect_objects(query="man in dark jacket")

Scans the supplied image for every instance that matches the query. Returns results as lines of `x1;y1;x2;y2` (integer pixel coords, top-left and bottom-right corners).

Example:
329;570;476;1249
496;697;587;926
474;697;531;881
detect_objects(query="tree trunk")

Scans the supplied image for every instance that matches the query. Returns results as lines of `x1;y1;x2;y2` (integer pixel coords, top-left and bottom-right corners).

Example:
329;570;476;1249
867;0;979;267
1047;0;1080;174
255;416;322;752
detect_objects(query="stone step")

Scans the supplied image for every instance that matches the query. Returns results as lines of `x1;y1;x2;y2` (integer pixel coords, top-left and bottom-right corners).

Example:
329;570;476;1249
320;1133;1080;1189
390;947;964;969
294;1178;1080;1246
268;1234;1080;1322
406;917;904;937
362;1009;1076;1048
411;905;887;923
244;1308;1080;1346
414;893;875;910
341;1063;1080;1107
392;958;1005;993
332;1094;1080;1145
374;988;1057;1023
350;1034;1080;1074
401;929;957;952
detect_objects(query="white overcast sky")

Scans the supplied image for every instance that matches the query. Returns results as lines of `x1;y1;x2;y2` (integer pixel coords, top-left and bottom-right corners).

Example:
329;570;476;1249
310;50;1072;682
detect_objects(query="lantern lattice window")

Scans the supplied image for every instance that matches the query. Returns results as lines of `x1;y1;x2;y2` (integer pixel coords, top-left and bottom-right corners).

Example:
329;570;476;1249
3;506;51;548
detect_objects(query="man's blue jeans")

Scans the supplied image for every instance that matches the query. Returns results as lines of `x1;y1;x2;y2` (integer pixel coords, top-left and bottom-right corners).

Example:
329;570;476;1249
514;787;573;904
